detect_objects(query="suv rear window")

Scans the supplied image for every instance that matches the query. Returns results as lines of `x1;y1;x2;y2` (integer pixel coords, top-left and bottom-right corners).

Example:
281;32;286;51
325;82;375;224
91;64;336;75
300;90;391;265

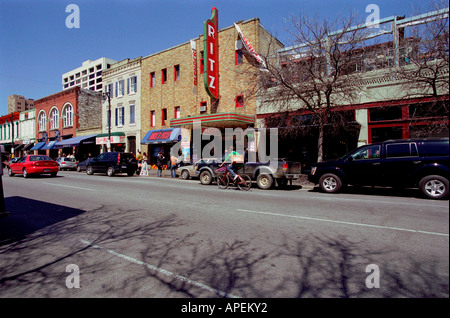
386;143;418;158
420;141;449;156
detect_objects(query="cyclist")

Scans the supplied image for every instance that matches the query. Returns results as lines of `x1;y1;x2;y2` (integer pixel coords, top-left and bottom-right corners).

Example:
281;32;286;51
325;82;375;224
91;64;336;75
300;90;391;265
220;146;244;181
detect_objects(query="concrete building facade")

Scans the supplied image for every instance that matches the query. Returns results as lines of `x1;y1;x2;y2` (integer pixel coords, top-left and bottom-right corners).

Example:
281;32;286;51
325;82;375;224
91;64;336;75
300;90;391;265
62;57;117;92
8;94;35;113
99;57;142;155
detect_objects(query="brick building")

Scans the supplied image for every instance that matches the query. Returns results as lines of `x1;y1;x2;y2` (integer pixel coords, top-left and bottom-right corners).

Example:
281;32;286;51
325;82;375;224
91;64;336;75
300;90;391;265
31;87;102;160
140;17;283;164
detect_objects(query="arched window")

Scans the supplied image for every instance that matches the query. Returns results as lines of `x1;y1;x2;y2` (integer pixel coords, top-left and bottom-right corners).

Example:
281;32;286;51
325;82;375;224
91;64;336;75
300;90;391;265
63;103;73;127
38;111;47;132
50;107;59;130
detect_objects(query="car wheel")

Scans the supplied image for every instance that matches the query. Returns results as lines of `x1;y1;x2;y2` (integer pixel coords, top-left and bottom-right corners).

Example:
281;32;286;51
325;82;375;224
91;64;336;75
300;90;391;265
23;168;28;178
8;168;14;177
86;166;93;175
319;173;343;193
107;166;115;177
181;169;190;180
419;175;449;200
199;170;212;185
256;173;273;190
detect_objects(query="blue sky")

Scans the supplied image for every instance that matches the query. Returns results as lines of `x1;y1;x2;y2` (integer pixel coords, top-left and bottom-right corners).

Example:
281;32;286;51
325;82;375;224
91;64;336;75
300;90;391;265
0;0;429;115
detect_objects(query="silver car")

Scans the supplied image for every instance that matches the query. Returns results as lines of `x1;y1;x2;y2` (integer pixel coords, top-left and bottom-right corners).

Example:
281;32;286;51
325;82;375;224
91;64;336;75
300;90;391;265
56;157;77;171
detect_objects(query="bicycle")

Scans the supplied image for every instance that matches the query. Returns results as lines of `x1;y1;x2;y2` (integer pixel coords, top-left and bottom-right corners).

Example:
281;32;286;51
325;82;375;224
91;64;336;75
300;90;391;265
216;164;252;191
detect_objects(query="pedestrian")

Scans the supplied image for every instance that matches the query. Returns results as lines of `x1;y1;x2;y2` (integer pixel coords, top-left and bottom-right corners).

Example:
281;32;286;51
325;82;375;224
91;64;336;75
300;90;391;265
156;150;165;177
170;151;178;178
136;150;143;163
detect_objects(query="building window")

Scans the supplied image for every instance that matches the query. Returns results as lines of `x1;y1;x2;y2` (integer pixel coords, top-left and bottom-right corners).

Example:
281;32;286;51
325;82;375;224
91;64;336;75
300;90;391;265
50;108;59;130
129;104;135;124
150;110;155;127
128;76;137;94
174;106;180;119
115;106;125;126
174;65;180;81
200;51;204;74
235;95;244;108
236;49;244;65
200;101;207;113
150;72;155;88
116;79;125;97
162;108;167;126
38;111;47;132
63;104;73;127
162;68;167;84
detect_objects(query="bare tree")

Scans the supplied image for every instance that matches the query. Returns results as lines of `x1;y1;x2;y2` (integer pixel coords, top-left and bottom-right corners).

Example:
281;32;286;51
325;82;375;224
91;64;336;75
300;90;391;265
393;3;449;137
257;11;376;162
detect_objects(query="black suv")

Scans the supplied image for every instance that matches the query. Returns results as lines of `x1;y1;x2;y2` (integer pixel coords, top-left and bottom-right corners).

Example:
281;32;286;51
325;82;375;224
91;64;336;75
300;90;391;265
86;152;138;177
308;138;449;199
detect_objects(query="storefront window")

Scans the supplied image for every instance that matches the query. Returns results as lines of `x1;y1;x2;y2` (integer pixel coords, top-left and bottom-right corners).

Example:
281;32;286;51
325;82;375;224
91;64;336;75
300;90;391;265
371;126;402;143
369;106;402;122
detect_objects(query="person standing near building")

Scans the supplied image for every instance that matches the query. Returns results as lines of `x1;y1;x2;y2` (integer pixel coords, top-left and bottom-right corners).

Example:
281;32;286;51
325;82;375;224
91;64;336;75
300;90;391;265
156;150;165;177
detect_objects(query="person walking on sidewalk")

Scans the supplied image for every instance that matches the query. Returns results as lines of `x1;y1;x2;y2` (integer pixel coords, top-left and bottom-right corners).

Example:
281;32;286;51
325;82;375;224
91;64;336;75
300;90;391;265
156;150;165;177
170;152;178;178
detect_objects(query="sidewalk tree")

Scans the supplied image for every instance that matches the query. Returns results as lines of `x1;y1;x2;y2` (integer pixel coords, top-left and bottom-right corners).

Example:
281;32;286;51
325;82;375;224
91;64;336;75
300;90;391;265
393;2;449;137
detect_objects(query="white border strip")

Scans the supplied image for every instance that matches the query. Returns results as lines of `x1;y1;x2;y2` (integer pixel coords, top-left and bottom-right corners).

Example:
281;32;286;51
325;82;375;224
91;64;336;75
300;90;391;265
80;239;239;298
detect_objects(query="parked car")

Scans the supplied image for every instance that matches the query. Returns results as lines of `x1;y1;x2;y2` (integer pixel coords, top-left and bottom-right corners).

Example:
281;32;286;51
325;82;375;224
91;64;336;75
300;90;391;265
196;157;301;189
8;155;59;178
176;162;197;180
56;157;77;170
308;138;449;200
86;152;138;177
76;158;94;172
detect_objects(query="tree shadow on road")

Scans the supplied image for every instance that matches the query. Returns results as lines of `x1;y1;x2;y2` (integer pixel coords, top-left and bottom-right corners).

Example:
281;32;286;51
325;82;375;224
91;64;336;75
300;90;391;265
0;199;448;298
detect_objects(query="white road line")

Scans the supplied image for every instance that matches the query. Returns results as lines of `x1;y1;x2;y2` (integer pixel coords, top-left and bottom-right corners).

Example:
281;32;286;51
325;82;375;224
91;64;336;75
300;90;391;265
42;182;94;191
237;209;449;237
80;239;239;298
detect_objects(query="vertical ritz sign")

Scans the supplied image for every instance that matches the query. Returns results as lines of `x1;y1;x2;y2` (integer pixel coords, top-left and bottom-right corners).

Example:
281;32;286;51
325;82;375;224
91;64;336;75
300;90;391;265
204;7;219;100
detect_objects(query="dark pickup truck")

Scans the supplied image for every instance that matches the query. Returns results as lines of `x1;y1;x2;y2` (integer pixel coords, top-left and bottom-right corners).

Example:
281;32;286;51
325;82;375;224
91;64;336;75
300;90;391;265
195;157;301;189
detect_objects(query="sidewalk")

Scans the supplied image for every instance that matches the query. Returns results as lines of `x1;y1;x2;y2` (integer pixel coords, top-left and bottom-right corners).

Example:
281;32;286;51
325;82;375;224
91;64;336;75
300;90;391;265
137;168;316;189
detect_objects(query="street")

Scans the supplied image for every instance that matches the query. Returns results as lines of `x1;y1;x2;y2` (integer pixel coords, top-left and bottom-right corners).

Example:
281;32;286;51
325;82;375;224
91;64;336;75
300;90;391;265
0;170;448;298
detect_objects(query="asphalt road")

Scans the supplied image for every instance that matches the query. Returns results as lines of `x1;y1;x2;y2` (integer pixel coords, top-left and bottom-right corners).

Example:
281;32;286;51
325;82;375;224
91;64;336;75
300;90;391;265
0;169;448;299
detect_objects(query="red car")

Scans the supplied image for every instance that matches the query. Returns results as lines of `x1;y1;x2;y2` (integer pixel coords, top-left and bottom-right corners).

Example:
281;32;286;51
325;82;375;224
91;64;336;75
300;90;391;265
8;155;59;178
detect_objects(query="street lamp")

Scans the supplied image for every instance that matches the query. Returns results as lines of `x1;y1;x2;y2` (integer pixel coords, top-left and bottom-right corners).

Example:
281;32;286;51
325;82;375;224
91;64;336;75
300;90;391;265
102;91;111;152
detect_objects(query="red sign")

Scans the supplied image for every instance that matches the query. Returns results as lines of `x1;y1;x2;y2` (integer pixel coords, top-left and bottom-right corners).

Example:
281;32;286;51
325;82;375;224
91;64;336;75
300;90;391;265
203;7;219;99
148;131;172;141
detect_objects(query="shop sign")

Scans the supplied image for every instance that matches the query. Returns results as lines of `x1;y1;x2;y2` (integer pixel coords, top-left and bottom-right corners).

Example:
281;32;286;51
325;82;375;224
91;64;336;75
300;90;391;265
190;40;198;95
147;130;172;141
96;135;126;145
203;7;219;100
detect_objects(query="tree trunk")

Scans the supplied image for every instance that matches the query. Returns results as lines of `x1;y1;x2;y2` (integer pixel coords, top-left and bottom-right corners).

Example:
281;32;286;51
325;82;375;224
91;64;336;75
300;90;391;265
317;123;324;162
